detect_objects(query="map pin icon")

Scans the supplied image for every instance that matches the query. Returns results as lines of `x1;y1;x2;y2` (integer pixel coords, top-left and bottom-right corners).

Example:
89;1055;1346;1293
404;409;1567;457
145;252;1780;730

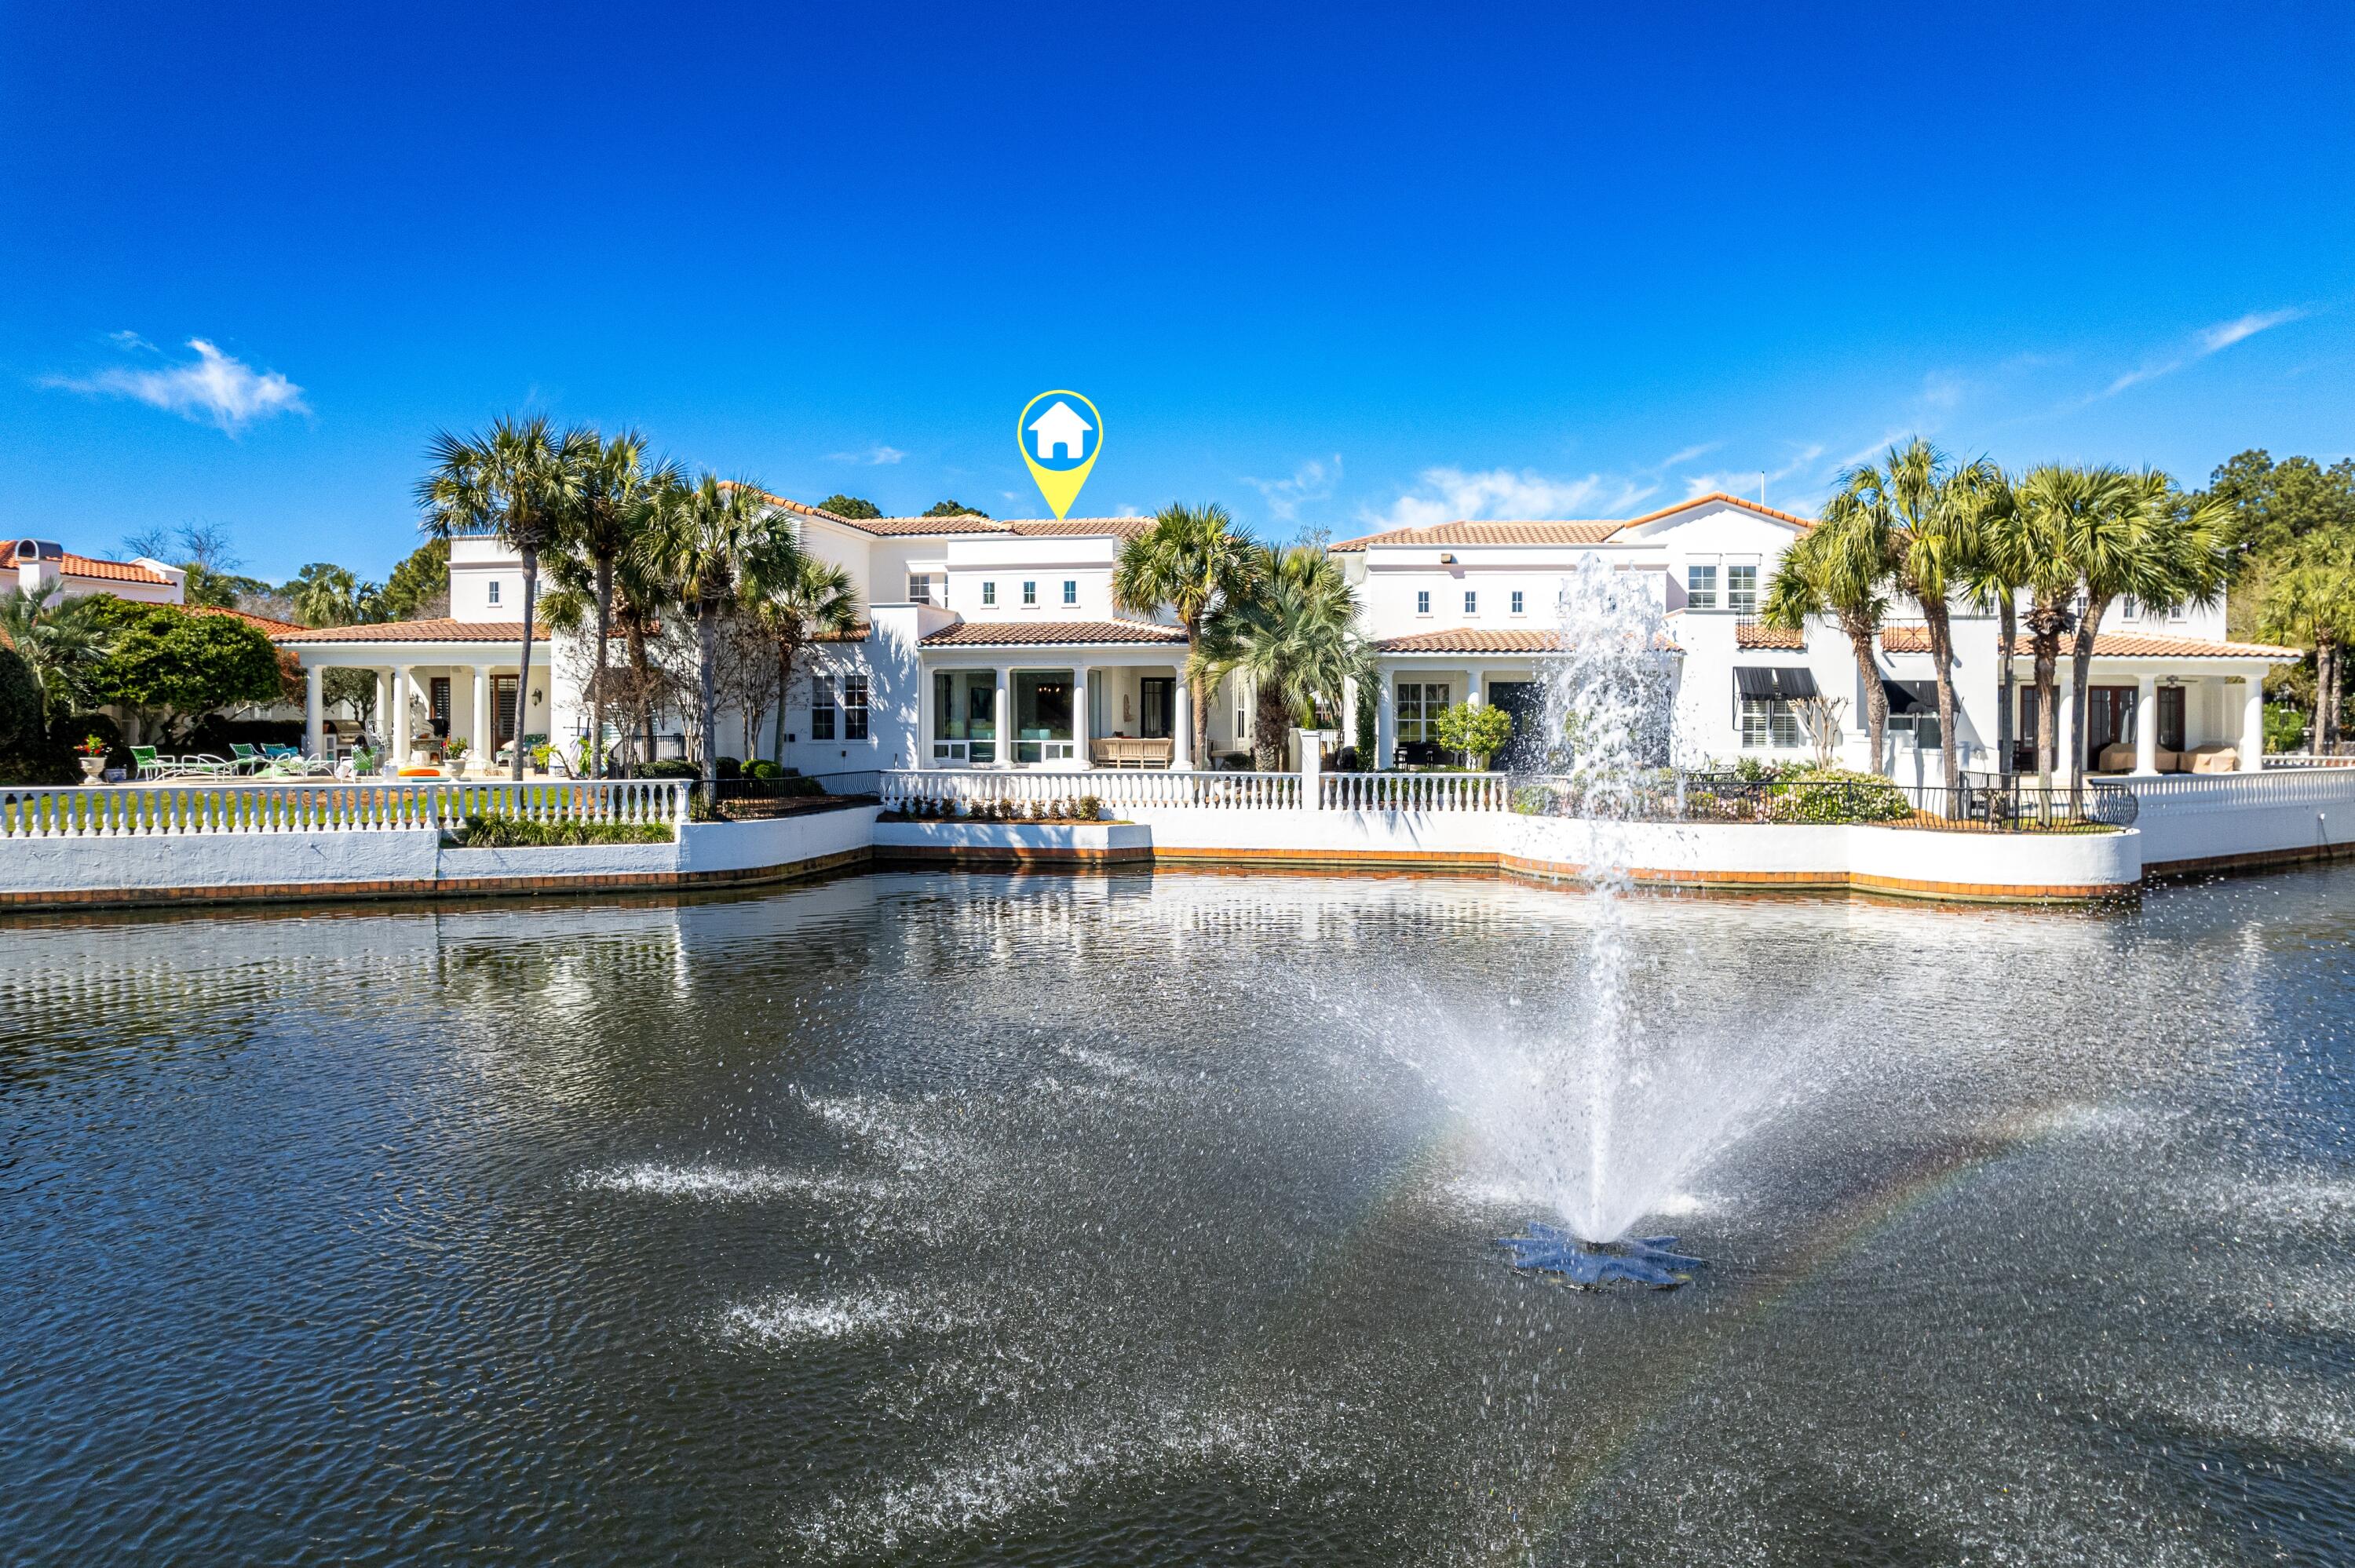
1018;391;1102;520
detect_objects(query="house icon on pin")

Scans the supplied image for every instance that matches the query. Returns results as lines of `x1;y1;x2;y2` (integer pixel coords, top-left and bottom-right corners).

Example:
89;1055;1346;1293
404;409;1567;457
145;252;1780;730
1026;399;1092;462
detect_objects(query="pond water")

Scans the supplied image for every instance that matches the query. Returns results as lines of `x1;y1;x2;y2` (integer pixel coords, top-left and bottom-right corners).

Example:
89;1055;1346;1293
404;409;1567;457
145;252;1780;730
3;868;2352;1565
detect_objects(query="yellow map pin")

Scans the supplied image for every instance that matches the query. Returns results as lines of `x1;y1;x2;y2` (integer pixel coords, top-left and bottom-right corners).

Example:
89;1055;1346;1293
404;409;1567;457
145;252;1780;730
1017;390;1102;519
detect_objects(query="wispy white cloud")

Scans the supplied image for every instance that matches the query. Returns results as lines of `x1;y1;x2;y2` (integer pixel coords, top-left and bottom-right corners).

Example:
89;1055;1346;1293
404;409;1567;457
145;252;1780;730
2199;308;2304;354
47;337;306;432
827;444;907;465
1241;454;1342;524
107;329;155;352
2104;307;2306;396
1360;466;1663;534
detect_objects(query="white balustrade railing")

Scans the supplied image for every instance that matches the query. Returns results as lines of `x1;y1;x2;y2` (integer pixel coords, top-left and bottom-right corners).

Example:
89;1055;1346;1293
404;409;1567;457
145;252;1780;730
0;779;690;840
878;768;1518;814
2109;768;2355;815
1320;771;1515;812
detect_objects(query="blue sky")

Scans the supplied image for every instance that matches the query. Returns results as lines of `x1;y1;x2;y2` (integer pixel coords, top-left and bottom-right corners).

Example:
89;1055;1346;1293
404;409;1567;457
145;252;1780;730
5;2;2352;581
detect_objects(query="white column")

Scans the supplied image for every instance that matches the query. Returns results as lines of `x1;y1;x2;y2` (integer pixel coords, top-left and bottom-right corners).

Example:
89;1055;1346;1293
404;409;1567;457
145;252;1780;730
995;665;1013;768
1171;676;1193;769
2240;674;2267;771
1340;673;1360;753
473;664;493;769
1463;667;1483;706
392;665;414;763
1298;726;1324;810
374;669;392;749
1072;665;1090;769
2133;673;2159;775
1374;671;1396;770
305;663;325;756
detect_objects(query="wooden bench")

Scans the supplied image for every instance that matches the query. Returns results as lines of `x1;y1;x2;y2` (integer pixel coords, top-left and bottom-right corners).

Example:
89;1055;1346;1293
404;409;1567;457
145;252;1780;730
1088;737;1174;768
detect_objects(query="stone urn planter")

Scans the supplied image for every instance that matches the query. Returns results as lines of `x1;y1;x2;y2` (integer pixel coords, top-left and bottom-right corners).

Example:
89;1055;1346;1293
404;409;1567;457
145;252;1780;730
78;754;107;783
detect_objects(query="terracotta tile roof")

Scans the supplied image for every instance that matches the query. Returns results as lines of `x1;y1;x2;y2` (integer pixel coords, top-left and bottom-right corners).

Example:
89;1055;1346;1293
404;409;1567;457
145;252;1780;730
1878;625;2301;659
1375;626;1681;655
1736;622;1805;649
276;618;549;644
57;552;173;585
815;622;871;643
1331;520;1625;552
729;486;1151;542
1329;494;1813;552
860;515;1154;540
919;618;1187;647
189;604;306;636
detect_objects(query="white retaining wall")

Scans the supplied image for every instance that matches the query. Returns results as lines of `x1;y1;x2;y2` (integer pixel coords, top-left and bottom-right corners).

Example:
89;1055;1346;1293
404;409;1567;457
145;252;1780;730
2115;769;2355;870
2;827;442;895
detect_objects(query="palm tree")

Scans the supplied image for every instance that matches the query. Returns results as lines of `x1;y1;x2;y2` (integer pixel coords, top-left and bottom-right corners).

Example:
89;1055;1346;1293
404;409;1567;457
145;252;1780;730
2047;469;2233;793
0;586;115;718
2009;465;2134;791
546;428;677;775
1833;439;2010;793
1111;503;1259;766
1191;545;1369;770
752;554;862;768
1761;509;1894;767
288;563;385;628
416;415;573;780
640;474;799;781
2258;538;2355;752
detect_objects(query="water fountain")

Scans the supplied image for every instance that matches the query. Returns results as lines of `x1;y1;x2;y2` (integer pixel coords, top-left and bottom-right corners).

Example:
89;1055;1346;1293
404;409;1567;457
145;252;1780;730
1494;554;1712;1286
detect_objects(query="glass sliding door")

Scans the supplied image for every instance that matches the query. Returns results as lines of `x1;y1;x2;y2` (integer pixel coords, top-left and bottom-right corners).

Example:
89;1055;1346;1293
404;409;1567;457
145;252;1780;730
932;670;998;764
1139;677;1174;739
1013;670;1074;764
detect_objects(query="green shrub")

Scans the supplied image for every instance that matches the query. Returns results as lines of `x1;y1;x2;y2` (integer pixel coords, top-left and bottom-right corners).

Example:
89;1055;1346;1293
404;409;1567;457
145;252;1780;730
2263;701;2307;754
1433;702;1514;768
747;760;783;780
640;758;699;779
455;815;675;848
1765;764;1910;824
714;755;742;779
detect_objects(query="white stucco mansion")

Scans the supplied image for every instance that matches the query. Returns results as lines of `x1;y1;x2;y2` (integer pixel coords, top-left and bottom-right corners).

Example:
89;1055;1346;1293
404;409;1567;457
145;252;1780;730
252;490;2296;779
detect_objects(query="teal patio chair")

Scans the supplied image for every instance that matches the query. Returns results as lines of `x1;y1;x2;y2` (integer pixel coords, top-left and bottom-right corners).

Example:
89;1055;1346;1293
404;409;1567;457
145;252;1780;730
228;743;267;773
130;745;170;780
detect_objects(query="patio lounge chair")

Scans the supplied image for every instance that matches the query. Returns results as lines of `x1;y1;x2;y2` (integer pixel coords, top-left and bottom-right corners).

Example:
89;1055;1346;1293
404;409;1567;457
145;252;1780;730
228;743;269;774
174;753;238;779
130;746;172;781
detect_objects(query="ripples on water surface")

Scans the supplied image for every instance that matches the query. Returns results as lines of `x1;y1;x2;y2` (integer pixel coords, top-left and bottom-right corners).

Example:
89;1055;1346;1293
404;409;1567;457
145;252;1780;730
3;868;2352;1564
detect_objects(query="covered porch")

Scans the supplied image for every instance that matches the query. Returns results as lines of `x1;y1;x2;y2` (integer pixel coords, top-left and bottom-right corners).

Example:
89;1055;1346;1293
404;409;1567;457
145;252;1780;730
1369;631;1564;769
917;621;1194;770
276;620;553;771
2006;637;2298;776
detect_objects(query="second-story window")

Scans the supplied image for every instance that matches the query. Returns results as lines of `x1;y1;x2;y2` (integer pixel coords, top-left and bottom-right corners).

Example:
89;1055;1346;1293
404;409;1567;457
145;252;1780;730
842;673;870;741
1727;564;1758;614
1464;590;1477;614
2121;596;2140;621
982;582;996;607
1063;580;1077;605
1416;589;1431;615
1511;590;1524;615
487;579;502;607
907;574;933;605
1023;581;1037;606
1685;564;1717;610
809;674;835;742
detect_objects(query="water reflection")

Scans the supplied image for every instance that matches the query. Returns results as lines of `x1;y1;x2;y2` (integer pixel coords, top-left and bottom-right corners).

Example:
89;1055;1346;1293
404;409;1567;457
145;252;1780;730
0;866;2349;1565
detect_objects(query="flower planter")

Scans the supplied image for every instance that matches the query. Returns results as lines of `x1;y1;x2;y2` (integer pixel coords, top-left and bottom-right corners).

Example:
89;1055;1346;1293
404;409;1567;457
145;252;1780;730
78;755;108;783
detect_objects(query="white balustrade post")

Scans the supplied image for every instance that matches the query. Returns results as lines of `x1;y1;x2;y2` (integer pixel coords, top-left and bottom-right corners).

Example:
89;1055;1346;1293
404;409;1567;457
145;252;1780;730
1298;728;1323;811
2240;675;2267;771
